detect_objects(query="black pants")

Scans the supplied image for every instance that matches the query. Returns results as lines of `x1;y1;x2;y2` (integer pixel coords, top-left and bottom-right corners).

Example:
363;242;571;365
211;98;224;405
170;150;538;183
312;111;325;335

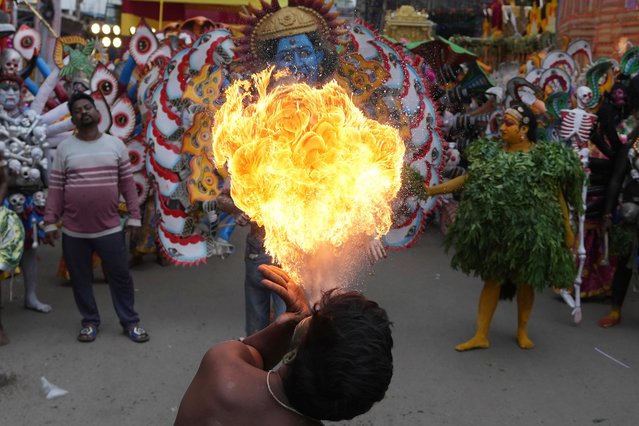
611;254;633;308
63;232;139;328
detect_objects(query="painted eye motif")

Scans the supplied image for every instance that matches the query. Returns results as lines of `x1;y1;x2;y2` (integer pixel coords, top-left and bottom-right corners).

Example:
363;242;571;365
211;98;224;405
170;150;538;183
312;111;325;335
91;64;118;104
20;35;34;49
129;22;158;67
137;37;151;54
13;26;41;60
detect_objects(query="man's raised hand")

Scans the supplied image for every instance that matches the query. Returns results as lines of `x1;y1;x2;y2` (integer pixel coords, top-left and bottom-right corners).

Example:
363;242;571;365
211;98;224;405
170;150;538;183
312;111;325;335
258;264;311;322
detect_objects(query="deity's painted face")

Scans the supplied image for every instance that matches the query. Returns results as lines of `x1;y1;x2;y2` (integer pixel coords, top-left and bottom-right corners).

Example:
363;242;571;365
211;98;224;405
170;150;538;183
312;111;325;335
274;34;323;83
500;113;521;145
0;79;21;112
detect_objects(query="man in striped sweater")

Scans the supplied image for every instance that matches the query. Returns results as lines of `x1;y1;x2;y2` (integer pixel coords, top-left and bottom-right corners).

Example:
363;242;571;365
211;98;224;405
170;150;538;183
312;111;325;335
43;92;149;343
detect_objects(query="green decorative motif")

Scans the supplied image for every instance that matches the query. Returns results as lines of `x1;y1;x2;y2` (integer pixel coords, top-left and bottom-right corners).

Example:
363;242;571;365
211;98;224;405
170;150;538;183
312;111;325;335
621;46;639;78
444;138;585;290
59;40;96;79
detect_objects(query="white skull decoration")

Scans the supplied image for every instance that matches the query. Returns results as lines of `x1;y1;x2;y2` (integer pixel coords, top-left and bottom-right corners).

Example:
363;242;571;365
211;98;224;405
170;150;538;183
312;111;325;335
0;48;23;75
32;191;46;207
8;193;26;213
576;86;593;110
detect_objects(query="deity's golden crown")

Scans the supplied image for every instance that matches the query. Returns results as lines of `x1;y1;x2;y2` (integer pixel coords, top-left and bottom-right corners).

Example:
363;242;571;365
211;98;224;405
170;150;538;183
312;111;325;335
253;7;327;42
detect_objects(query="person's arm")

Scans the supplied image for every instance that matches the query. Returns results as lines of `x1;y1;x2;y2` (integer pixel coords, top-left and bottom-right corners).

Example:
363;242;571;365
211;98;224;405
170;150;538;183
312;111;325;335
115;140;141;227
242;265;312;370
602;138;632;229
424;174;467;196
558;190;575;249
43;145;66;243
217;180;250;225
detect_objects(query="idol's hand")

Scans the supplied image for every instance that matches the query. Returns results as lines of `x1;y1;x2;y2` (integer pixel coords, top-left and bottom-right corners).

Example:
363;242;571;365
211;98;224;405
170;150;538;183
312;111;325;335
259;264;311;322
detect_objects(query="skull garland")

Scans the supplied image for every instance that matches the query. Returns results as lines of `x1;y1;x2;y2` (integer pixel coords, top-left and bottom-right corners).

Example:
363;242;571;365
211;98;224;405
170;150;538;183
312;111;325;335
0;48;24;75
0;76;49;183
6;192;27;214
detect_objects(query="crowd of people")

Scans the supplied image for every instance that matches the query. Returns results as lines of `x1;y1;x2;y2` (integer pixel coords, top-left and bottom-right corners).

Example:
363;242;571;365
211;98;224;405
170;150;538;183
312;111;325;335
2;0;639;424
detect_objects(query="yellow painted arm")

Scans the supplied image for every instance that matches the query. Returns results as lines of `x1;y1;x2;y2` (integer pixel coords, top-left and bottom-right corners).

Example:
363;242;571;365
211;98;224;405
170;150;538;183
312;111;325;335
559;191;575;249
424;175;467;196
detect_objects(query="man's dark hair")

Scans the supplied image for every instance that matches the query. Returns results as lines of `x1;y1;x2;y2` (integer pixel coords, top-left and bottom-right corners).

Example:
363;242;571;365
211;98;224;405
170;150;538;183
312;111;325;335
67;92;95;113
282;289;393;421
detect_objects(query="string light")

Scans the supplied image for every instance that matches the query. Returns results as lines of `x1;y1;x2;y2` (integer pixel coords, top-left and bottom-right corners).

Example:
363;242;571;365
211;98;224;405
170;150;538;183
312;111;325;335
102;24;111;35
101;36;111;47
90;23;100;34
113;37;122;48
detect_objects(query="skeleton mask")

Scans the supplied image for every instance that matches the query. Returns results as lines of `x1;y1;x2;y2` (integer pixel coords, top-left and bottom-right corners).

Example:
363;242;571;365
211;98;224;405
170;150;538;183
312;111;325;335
8;193;26;213
576;86;593;109
32;191;46;207
0;48;23;75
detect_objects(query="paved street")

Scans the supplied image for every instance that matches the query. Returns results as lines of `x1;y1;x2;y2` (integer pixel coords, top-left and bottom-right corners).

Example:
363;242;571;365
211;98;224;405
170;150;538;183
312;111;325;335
1;225;639;426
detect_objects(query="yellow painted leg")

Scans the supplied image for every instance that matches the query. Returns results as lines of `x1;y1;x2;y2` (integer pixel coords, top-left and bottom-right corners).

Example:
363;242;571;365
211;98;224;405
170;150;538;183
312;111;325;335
516;284;535;349
455;279;500;351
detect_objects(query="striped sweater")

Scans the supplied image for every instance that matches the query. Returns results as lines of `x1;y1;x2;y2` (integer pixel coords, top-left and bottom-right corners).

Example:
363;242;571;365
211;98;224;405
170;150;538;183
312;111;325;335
43;134;141;238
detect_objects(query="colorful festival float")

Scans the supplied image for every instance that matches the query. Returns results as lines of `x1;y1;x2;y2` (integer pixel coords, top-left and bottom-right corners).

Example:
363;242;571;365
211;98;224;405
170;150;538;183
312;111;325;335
129;0;447;295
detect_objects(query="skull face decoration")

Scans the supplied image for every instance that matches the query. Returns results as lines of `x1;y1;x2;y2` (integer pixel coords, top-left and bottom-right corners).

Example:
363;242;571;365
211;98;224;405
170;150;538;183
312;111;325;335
0;48;24;75
8;193;27;214
32;191;46;208
576;86;593;110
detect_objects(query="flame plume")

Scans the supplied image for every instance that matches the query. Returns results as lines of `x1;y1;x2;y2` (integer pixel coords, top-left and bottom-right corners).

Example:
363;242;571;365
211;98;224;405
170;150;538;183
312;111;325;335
213;69;405;292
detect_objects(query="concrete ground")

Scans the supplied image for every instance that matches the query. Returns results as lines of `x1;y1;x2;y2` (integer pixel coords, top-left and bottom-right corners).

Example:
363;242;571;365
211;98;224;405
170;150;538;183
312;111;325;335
1;226;639;426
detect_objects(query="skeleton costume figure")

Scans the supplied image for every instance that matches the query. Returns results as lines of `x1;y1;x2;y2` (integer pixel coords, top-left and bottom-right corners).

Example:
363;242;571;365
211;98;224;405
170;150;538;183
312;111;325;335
0;74;51;313
557;86;598;318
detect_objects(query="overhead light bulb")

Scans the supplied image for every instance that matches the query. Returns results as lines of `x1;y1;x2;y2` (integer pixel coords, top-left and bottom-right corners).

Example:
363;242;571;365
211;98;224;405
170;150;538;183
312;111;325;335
130;26;136;35
113;25;121;36
102;24;111;35
90;23;100;34
101;36;111;47
113;37;122;48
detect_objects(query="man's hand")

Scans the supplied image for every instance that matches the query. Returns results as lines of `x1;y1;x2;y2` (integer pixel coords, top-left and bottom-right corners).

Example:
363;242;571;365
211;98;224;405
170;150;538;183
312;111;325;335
43;229;59;246
367;238;387;264
235;212;250;226
258;265;311;322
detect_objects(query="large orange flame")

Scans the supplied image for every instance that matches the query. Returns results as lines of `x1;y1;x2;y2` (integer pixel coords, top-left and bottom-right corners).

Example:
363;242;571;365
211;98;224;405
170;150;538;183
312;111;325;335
213;69;405;292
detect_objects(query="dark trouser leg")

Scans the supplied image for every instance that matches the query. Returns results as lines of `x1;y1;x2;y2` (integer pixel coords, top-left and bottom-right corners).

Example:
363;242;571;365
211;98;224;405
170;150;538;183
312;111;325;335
92;232;139;329
63;234;100;327
611;254;633;309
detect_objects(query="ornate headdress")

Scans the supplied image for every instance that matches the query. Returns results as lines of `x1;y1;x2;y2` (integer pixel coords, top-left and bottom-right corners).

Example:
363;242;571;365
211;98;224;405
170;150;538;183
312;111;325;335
234;0;345;68
505;105;530;125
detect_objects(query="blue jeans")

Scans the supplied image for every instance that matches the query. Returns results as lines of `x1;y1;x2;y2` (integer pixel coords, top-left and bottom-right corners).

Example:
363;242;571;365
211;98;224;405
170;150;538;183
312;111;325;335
244;234;285;336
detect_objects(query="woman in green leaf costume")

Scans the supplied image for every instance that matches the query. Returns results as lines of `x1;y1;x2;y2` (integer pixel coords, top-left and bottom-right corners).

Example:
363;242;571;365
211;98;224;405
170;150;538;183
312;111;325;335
426;103;585;351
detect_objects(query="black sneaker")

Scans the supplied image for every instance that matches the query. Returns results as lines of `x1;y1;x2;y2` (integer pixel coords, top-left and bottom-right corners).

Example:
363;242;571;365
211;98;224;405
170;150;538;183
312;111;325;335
78;325;98;342
124;324;149;343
